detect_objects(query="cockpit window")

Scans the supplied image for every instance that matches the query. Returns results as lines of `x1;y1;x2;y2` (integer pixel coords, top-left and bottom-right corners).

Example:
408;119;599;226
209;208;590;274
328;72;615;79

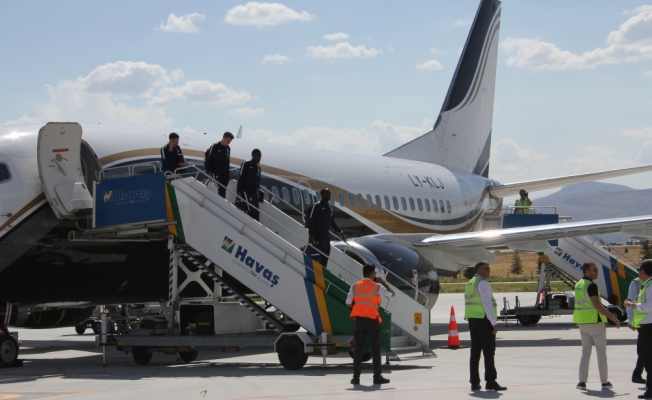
0;163;11;184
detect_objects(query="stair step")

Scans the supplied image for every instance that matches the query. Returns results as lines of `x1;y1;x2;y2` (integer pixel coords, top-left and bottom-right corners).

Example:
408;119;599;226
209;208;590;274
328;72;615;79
391;335;411;348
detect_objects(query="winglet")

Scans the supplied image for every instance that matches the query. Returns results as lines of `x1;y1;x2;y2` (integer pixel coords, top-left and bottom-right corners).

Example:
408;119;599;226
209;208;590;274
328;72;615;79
236;125;242;139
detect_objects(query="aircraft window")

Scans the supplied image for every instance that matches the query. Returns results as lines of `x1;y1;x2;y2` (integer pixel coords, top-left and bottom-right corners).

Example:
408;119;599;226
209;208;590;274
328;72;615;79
401;197;407;211
375;195;382;209
0;163;10;184
338;192;344;206
439;200;445;213
409;197;415;211
384;195;390;210
392;196;399;210
367;194;374;209
446;200;452;213
358;194;364;208
348;193;355;207
271;187;280;203
282;187;290;203
302;189;312;205
261;185;270;202
417;198;423;212
424;199;431;212
315;191;322;201
432;199;438;212
292;188;300;205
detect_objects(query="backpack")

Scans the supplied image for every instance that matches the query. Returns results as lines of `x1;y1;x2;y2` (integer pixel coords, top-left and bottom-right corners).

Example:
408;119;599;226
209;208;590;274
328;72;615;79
204;143;215;173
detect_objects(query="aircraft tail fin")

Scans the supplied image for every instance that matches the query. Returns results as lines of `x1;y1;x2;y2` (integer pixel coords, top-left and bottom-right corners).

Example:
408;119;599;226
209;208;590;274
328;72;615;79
384;0;501;178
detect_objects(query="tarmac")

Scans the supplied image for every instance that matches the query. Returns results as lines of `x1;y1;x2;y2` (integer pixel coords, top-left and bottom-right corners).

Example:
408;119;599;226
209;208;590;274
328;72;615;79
0;292;645;399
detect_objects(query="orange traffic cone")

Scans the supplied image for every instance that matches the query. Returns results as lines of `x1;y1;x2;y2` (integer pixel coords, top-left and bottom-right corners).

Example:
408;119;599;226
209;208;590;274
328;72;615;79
448;305;460;349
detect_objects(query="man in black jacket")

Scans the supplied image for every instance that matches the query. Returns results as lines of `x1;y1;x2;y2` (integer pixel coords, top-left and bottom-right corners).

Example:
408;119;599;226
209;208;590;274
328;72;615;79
161;132;187;174
308;189;346;267
236;149;262;221
206;131;234;198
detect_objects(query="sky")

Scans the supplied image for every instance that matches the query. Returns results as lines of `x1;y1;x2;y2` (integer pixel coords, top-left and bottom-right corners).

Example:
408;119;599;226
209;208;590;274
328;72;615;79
1;1;652;197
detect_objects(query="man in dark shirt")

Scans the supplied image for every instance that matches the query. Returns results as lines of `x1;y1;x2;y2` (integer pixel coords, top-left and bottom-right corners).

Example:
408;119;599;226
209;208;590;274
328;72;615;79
206;131;234;198
236;149;262;221
308;189;346;267
160;132;187;174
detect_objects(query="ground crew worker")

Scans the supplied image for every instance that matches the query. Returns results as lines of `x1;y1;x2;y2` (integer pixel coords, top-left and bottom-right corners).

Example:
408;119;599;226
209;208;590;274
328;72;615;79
346;264;395;386
206;131;234;198
625;259;652;399
307;189;346;267
574;261;620;391
628;274;646;384
161;132;187;174
236;149;262;221
465;261;506;391
514;189;532;214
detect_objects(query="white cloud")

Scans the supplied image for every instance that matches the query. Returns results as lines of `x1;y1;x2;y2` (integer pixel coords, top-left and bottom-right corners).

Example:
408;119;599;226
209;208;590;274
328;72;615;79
416;60;443;71
157;12;206;33
224;2;313;27
32;61;251;128
229;107;266;117
307;42;382;59
3;114;43;125
619;127;652;139
76;61;170;98
635;140;652;165
645;70;652;76
182;126;198;134
453;18;472;27
261;54;290;65
151;80;251;106
323;32;349;41
429;47;440;54
246;118;432;154
501;5;652;71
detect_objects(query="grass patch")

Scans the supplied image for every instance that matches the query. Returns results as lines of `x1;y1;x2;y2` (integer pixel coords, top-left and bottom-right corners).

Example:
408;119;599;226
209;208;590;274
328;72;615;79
439;282;571;294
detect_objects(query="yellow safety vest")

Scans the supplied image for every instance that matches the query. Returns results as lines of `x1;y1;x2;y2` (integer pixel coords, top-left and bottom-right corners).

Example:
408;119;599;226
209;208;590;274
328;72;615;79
464;275;497;320
573;278;607;324
515;199;531;214
633;279;652;328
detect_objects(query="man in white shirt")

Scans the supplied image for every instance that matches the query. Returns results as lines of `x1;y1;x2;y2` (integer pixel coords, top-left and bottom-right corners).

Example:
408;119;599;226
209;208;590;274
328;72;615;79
464;261;506;391
625;259;652;399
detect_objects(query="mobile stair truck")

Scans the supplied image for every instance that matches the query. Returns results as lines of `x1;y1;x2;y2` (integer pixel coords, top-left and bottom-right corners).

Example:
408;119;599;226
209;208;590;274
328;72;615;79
495;210;638;326
36;122;435;369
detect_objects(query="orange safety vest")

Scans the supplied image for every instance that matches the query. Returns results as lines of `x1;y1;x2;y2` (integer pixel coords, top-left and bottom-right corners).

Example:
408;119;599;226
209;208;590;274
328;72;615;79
349;279;382;322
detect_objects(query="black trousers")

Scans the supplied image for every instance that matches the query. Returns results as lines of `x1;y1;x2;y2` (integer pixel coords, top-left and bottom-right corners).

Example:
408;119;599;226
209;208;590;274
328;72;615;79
468;317;497;385
215;175;229;198
353;317;382;378
313;236;331;267
243;190;259;221
635;327;646;377
640;324;652;388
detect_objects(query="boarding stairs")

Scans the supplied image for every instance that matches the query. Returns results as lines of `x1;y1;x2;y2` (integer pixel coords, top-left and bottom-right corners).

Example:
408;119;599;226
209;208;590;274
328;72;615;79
35;122;433;359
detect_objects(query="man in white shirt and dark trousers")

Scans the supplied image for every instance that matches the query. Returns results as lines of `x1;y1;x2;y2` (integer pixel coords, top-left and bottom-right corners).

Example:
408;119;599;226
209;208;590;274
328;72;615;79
625;259;652;399
627;274;646;384
464;261;506;391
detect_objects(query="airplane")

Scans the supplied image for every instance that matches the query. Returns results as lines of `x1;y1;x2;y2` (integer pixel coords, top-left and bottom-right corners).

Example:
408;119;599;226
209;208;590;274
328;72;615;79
2;0;652;329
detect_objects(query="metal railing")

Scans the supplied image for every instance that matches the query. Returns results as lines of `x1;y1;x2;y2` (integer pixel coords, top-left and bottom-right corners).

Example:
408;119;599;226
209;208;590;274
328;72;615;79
97;162;160;181
503;206;557;215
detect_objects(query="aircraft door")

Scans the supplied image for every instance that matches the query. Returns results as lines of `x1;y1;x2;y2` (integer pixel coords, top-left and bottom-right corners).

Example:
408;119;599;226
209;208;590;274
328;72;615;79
298;180;317;223
37;122;93;219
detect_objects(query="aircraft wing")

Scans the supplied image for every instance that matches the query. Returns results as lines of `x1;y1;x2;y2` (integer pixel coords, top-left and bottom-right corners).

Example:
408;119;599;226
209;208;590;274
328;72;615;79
488;164;652;198
403;215;652;249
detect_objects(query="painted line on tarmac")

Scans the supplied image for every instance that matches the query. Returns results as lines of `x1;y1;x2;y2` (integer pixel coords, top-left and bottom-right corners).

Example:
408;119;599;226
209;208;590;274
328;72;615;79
0;392;91;400
231;379;634;399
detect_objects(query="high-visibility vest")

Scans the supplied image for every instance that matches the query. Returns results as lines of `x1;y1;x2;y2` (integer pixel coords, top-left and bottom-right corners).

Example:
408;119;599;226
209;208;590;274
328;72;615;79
633;278;652;328
573;278;607;324
464;275;497;320
515;199;531;214
350;280;382;322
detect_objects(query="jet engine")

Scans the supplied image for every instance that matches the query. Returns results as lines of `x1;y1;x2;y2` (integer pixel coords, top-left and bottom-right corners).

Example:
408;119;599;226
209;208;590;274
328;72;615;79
332;237;440;309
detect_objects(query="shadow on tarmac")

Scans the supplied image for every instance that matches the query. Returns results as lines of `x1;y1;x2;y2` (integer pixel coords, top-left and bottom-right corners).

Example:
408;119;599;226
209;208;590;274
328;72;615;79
579;388;631;398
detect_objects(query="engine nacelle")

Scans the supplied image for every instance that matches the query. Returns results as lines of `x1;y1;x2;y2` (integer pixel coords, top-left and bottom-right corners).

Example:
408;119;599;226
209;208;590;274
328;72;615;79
333;237;440;309
1;304;95;329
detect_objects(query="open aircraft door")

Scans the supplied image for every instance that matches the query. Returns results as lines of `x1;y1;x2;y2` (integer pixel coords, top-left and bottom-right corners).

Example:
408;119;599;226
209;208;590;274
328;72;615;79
37;122;93;219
